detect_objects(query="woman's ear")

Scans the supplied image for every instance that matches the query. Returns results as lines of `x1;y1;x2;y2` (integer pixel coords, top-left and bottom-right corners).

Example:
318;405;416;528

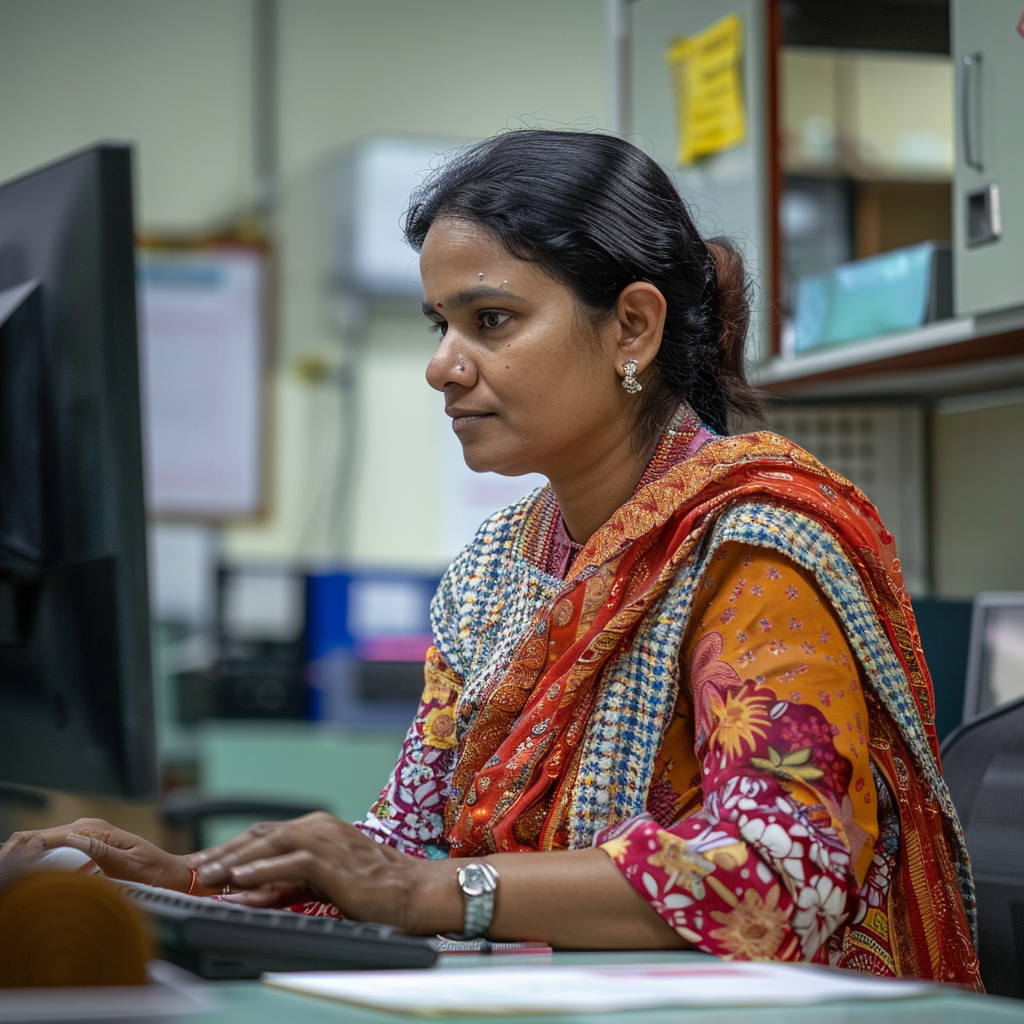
603;281;667;376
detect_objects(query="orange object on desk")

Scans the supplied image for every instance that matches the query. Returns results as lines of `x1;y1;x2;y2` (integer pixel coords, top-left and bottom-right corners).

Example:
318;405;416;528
0;872;153;988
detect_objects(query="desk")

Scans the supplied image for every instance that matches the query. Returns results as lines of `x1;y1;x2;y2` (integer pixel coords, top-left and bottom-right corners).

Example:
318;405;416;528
184;953;1024;1023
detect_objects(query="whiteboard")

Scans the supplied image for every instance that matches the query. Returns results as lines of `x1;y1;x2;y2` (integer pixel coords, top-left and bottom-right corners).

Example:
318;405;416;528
137;246;266;519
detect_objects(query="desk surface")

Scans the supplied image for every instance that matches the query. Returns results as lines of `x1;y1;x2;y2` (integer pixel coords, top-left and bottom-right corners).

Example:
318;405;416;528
187;953;1024;1023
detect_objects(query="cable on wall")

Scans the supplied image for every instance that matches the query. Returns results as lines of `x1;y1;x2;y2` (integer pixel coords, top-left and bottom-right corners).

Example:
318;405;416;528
253;0;279;221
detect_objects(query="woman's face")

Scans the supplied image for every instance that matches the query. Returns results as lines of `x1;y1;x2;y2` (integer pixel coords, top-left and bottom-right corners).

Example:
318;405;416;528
420;217;633;480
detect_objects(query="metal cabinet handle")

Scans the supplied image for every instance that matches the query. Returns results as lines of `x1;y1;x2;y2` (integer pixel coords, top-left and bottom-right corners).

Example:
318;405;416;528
961;53;983;171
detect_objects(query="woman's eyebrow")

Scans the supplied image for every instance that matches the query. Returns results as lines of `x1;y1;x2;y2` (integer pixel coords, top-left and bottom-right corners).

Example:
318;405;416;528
421;286;522;315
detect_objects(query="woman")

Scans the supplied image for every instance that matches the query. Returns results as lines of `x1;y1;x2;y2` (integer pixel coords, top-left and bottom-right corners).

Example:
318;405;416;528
0;131;979;984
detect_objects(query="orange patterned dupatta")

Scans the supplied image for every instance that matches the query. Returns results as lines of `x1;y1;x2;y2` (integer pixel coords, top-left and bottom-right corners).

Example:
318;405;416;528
443;428;980;985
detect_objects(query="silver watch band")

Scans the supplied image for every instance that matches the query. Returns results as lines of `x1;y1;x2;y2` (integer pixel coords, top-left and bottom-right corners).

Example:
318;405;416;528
455;861;499;939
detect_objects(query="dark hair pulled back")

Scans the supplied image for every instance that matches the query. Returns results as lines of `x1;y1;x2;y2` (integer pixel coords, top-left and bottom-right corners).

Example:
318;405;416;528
403;129;761;439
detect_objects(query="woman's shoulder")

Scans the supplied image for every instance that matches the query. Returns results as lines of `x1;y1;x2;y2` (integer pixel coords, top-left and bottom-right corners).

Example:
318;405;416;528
431;481;555;620
430;484;562;677
445;483;557;577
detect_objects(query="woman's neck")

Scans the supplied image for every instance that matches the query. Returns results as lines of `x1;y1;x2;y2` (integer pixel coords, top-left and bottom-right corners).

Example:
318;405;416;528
549;429;653;545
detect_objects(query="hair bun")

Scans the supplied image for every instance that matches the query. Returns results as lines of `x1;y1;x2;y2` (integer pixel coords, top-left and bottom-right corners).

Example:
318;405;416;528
705;239;760;426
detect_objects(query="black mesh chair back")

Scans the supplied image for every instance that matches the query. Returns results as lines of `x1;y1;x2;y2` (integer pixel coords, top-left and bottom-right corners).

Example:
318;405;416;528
941;695;1024;997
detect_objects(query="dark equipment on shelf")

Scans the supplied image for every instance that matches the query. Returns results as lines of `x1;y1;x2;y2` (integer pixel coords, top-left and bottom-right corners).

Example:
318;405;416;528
175;564;309;723
175;648;308;723
911;597;973;742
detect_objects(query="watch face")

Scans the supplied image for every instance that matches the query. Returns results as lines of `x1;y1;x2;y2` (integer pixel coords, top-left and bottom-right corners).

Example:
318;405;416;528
461;865;486;897
459;863;495;897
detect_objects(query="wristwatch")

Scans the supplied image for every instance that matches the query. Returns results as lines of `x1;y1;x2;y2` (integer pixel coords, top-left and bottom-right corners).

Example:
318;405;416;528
454;861;499;938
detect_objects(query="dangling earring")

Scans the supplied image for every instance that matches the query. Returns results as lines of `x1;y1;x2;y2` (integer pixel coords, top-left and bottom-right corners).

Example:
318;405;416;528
621;359;642;394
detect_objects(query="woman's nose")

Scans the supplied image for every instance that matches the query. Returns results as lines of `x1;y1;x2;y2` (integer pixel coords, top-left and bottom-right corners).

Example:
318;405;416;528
426;333;473;393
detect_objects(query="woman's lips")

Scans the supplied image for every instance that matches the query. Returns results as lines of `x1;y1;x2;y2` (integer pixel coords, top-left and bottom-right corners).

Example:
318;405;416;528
451;413;493;433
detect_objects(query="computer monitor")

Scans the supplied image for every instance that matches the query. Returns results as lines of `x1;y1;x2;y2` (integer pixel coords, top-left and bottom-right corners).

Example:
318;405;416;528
0;144;157;799
962;592;1024;724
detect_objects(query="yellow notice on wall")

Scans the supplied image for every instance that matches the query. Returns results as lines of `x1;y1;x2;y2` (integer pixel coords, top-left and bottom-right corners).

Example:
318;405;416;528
666;13;747;165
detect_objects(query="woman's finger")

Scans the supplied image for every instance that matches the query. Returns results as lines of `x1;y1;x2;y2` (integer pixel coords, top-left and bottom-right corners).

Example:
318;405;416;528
0;837;47;885
65;832;116;862
191;819;312;875
194;814;351;884
67;832;191;890
0;825;80;860
193;827;303;885
0;832;45;862
226;849;323;890
191;812;339;867
189;819;284;866
218;882;315;908
64;832;142;879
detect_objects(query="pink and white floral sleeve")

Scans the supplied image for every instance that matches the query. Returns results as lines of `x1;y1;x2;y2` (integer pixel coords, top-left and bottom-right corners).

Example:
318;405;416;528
354;646;462;859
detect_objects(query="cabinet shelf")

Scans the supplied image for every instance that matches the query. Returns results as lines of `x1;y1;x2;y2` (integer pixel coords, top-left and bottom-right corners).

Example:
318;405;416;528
754;305;1024;401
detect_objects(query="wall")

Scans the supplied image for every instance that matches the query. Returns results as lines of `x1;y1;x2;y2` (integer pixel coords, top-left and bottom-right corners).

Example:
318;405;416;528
0;0;254;225
0;0;610;571
931;396;1024;598
0;0;608;830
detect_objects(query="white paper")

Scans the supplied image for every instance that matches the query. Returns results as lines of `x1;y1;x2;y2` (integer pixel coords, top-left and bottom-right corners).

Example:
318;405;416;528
138;248;264;519
221;567;305;642
0;961;212;1021
262;960;935;1016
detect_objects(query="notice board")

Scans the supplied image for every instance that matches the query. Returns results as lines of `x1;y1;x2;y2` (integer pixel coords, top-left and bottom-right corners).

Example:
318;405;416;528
137;242;268;520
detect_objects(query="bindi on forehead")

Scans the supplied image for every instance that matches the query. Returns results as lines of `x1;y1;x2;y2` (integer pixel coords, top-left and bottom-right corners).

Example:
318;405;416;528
436;301;443;308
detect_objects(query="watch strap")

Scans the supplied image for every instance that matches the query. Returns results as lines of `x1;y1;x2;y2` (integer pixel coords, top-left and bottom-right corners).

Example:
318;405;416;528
454;861;499;939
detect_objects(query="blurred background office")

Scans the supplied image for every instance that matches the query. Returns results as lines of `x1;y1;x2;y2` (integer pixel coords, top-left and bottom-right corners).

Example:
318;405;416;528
1;0;1022;852
0;0;612;846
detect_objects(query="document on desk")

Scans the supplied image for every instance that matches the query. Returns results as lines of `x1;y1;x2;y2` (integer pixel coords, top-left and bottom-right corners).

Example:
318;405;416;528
262;960;935;1015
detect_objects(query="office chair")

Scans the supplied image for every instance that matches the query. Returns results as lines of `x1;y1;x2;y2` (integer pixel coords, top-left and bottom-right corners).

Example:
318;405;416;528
160;788;327;855
941;695;1024;998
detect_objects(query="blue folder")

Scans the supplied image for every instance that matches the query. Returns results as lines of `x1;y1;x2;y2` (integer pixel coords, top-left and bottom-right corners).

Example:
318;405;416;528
794;242;952;354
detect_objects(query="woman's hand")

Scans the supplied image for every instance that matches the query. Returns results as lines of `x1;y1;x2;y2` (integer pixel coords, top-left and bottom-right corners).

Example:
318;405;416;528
189;812;447;933
0;819;192;891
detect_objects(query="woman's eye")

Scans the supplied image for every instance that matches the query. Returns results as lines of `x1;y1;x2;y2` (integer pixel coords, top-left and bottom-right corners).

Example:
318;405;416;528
428;320;448;337
479;312;510;330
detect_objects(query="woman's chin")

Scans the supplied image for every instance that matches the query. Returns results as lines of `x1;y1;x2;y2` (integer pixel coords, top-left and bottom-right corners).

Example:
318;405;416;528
459;446;534;479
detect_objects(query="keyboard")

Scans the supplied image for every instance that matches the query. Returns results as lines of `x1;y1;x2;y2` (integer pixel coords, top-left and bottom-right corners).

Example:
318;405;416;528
115;880;438;979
